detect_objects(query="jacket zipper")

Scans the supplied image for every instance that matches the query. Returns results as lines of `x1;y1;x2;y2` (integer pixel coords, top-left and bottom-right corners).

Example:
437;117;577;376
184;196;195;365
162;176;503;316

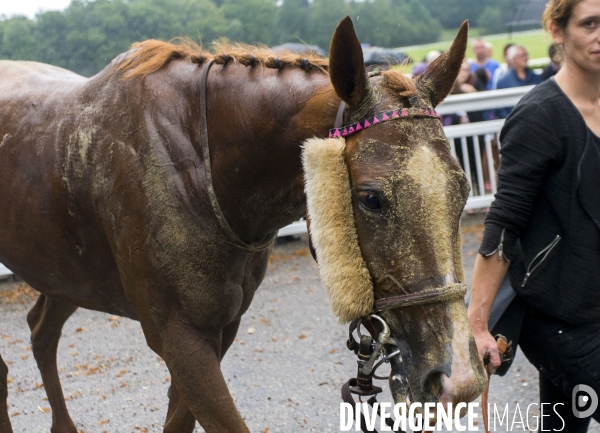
521;235;561;287
485;228;508;261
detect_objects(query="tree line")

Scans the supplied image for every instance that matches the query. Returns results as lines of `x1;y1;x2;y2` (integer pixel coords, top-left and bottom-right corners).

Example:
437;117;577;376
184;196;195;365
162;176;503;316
0;0;525;77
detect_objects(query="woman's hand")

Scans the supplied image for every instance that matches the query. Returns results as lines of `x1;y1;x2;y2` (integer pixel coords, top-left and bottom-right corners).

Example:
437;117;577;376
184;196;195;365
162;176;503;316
471;326;502;374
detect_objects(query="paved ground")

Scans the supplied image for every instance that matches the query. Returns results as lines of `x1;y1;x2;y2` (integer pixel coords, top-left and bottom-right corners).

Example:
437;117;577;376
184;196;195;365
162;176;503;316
1;214;598;433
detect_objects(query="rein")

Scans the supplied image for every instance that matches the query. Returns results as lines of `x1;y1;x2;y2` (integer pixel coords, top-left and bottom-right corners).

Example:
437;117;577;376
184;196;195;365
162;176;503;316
199;60;277;251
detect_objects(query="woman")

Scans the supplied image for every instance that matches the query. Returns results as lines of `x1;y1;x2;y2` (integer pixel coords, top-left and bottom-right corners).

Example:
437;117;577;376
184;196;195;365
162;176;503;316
468;0;600;431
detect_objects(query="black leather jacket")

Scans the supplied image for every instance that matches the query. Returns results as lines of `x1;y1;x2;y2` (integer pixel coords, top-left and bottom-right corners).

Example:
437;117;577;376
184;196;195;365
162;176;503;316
479;78;600;325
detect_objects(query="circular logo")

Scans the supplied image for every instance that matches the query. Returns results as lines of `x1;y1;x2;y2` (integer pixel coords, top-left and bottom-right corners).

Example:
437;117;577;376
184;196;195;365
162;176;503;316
572;384;598;419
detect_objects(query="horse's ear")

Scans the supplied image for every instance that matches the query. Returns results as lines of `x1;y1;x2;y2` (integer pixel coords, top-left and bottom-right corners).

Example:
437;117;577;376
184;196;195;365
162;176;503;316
417;20;469;107
329;16;368;106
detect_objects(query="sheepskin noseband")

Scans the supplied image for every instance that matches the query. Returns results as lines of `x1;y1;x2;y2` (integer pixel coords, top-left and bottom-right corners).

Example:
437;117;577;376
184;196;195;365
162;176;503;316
302;137;373;323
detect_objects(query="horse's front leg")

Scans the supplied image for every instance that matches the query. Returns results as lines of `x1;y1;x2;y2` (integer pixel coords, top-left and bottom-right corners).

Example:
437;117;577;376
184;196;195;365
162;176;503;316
163;318;242;433
27;295;78;433
0;353;13;433
159;316;250;433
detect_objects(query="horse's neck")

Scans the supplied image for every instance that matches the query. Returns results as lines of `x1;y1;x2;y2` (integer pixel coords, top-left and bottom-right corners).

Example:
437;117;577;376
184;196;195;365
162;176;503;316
206;65;339;244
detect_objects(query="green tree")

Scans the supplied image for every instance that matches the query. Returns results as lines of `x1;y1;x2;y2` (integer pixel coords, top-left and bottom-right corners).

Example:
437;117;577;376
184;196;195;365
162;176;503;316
353;0;441;47
220;0;278;45
307;0;350;49
421;0;491;29
478;6;509;35
276;0;310;45
0;17;37;60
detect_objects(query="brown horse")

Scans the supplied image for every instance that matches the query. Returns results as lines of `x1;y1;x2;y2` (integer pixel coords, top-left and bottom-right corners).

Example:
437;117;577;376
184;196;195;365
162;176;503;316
0;17;485;433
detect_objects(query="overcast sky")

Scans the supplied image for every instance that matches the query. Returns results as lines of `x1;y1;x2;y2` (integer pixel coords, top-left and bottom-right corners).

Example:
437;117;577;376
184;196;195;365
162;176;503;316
1;0;73;19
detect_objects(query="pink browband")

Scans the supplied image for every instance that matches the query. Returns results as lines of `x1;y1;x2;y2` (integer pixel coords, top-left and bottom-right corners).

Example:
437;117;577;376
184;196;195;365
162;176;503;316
328;107;441;139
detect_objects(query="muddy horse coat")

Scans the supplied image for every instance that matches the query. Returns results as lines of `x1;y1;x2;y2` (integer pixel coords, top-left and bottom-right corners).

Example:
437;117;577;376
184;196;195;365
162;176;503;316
0;18;486;433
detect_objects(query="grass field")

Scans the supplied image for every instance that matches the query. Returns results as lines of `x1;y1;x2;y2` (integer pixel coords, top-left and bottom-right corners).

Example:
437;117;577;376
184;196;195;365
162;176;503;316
396;28;554;72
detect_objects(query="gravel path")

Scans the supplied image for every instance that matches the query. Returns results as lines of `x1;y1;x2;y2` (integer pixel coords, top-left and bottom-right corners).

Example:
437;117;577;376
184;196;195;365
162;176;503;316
1;215;598;433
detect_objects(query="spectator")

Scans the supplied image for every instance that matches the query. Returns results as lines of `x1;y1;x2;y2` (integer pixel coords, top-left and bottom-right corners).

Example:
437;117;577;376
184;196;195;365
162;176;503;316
445;61;491;201
491;43;515;89
425;50;441;64
541;43;563;80
495;45;542;118
412;50;441;79
470;38;500;90
412;61;427;78
443;60;478;126
484;41;494;60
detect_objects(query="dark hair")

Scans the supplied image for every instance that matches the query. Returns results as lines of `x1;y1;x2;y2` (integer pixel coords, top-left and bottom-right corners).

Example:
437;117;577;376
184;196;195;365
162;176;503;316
474;67;489;86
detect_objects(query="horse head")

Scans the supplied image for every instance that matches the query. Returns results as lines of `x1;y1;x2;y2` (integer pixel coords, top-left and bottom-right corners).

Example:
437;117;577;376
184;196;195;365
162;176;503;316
304;17;487;413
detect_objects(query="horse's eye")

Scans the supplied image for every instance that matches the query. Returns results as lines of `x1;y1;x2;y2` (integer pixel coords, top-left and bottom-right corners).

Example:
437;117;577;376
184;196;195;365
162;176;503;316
358;191;382;212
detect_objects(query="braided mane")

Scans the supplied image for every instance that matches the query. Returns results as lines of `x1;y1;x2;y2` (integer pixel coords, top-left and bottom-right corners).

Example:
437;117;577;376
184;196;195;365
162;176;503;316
116;38;416;98
116;38;329;79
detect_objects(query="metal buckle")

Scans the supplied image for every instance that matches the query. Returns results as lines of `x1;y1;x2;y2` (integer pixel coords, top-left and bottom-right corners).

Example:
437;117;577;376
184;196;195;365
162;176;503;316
347;314;406;396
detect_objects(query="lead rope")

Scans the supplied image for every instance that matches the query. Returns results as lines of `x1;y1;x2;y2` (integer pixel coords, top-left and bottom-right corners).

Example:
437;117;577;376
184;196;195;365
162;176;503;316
198;60;277;251
482;335;512;433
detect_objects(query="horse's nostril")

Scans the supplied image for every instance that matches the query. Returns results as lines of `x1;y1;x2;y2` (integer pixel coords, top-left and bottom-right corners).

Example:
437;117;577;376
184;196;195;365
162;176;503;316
422;370;445;402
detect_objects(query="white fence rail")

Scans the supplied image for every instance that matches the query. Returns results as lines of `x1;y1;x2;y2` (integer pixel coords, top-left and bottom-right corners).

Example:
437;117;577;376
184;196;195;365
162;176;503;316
436;85;533;115
445;119;505;211
0;87;533;277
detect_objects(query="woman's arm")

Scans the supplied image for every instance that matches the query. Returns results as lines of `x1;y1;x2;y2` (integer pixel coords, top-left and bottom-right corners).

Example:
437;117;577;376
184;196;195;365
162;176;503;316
468;251;509;372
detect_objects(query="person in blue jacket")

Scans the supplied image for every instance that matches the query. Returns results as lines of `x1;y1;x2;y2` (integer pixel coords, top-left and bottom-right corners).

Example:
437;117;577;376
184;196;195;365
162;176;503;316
495;44;542;118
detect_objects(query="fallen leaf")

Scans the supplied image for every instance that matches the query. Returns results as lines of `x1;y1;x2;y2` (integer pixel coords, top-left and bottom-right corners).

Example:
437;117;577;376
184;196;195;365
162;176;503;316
298;334;307;339
75;327;84;333
98;419;109;425
37;406;50;413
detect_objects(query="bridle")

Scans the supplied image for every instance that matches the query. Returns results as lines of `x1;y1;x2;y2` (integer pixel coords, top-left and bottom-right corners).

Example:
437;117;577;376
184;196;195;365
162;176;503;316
332;98;468;433
340;285;467;433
